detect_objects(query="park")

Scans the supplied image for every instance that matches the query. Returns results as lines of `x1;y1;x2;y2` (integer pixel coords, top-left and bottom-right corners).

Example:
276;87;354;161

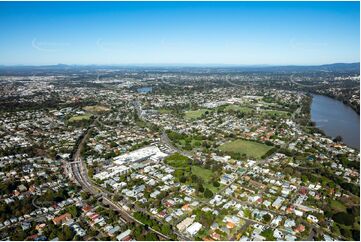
219;139;273;159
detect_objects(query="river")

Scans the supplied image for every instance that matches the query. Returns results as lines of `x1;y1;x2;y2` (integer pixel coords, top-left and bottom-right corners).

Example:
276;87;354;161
311;94;360;149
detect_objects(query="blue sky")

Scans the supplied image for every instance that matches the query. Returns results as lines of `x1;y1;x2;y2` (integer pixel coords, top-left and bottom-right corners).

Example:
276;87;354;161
0;1;359;65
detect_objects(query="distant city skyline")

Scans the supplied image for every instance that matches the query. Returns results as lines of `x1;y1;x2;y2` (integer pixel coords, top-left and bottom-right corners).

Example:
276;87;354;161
0;1;359;65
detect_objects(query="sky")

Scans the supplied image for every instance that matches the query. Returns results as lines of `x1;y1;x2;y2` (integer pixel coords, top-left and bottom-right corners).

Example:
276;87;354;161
0;1;359;66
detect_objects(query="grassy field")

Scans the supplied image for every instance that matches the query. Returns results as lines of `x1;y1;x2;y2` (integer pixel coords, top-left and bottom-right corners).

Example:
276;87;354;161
178;138;202;149
330;200;347;213
159;108;173;114
83;105;110;113
164;152;191;167
68;114;92;122
223;105;253;113
165;153;221;194
192;166;213;181
184;109;210;119
191;166;221;193
261;109;290;118
219;139;273;159
166;130;203;151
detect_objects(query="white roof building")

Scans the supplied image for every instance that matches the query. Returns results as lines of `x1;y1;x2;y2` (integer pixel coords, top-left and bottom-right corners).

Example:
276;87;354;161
113;146;167;165
307;214;319;223
116;229;131;241
177;217;194;232
273;229;284;239
272;197;285;209
93;165;129;180
186;222;202;236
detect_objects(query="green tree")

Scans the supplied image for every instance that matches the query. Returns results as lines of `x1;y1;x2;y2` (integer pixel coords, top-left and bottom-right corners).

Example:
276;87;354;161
66;205;79;217
161;224;171;235
204;189;214;198
261;228;275;241
213;181;220;187
333;136;343;143
133;225;143;238
80;191;90;200
144;232;158;241
197;184;205;193
332;212;355;226
12;228;26;240
58;225;74;241
263;214;272;223
180;176;187;183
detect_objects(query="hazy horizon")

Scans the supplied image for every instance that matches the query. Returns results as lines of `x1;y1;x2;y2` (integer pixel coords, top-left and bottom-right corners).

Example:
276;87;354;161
0;62;359;68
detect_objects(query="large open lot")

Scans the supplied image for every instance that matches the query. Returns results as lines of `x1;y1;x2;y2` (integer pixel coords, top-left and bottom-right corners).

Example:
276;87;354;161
68;114;92;123
261;109;290;118
223;104;253;113
164;152;191;167
165;153;221;194
184;109;210;119
191;166;222;193
219;139;273;159
82;105;110;113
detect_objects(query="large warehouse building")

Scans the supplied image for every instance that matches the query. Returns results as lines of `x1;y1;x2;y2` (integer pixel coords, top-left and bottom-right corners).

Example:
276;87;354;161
113;146;167;165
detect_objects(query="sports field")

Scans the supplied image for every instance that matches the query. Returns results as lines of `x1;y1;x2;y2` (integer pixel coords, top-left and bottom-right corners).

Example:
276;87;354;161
219;139;273;159
68;114;92;122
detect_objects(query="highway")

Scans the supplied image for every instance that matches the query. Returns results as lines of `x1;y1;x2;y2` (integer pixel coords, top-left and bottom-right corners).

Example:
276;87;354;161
289;74;323;88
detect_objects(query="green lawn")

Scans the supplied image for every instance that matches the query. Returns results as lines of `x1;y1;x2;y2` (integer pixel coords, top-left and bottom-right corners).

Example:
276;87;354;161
165;153;221;194
261;109;290;118
178;138;202;149
184;109;210;119
192;166;213;181
330;200;347;213
191;166;221;193
219;139;273;159
166;130;205;151
164;152;191;167
68;114;92;122
223;105;253;113
159;108;173;114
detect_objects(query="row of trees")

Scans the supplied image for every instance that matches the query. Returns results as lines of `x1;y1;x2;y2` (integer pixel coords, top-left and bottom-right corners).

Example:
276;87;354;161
132;211;174;239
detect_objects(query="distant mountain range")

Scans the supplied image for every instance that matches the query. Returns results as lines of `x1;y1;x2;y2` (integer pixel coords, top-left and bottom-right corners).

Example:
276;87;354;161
248;62;360;72
0;62;359;73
